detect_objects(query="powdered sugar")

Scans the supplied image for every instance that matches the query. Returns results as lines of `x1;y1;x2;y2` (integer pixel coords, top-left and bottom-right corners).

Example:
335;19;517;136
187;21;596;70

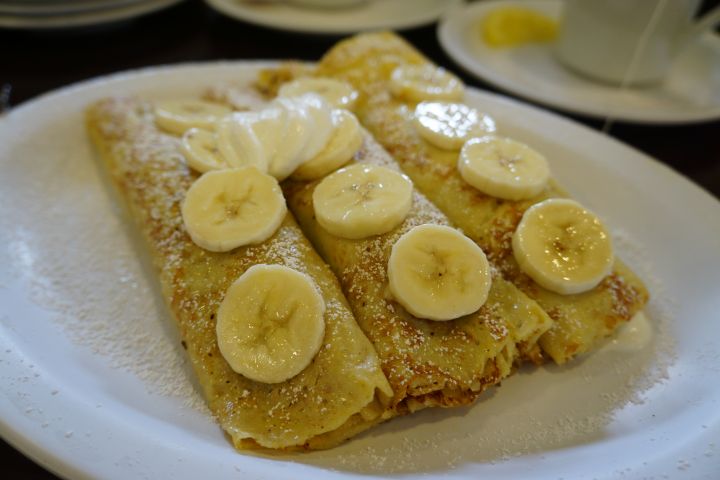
0;109;207;413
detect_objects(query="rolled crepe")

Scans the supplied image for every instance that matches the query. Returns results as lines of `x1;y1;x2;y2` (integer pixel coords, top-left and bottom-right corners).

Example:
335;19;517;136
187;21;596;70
283;130;552;413
86;97;393;450
281;31;649;364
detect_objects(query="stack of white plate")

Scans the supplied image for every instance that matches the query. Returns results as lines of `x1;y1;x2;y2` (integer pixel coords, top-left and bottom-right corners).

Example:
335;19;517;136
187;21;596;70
0;0;185;28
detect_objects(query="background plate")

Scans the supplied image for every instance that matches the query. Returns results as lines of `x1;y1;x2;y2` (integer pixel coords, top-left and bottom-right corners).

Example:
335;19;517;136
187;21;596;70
204;0;458;35
1;62;719;479
437;0;720;124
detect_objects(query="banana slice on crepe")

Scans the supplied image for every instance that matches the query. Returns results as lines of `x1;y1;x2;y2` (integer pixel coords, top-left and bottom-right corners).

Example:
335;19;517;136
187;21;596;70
216;113;269;173
390;65;464;102
388;224;492;321
181;167;286;252
293;109;363;181
312;164;413;239
279;77;359;110
413;101;496;150
154;99;232;135
458;135;550;200
181;128;228;173
216;264;326;384
512;198;614;295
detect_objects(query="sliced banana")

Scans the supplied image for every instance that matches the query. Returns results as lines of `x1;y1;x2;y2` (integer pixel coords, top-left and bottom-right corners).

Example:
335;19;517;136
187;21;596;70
458;135;550;201
293;109;363;181
154;99;232;135
181;167;286;252
180;128;228;173
390;64;464;103
312;164;413;239
216;264;326;384
388;224;492;321
216;113;269;173
279;77;359;110
269;97;315;180
294;93;334;163
413;101;496;150
512;198;614;295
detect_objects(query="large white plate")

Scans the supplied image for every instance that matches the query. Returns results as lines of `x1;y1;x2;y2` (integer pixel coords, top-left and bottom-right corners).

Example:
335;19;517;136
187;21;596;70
204;0;459;35
1;62;719;480
437;0;720;124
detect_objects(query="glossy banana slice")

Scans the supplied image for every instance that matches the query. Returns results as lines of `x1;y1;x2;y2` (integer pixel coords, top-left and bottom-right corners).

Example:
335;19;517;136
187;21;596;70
413;101;496;150
388;224;492;321
390;65;464;102
294;93;334;163
512;198;614;295
181;167;286;252
312;164;413;239
154;99;232;135
292;109;363;181
216;264;326;384
267;98;313;180
279;77;359;110
216;113;269;173
180;128;228;173
458;135;550;200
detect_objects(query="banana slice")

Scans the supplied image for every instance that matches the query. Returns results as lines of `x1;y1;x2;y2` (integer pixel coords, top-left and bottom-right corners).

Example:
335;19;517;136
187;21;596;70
458;135;550;201
413;101;496;150
181;167;286;252
216;113;269;173
180;128;228;173
294;93;334;163
216;264;326;384
278;77;360;110
154;99;232;135
512;198;614;295
387;224;492;321
312;163;413;239
269;97;315;180
292;109;363;181
390;65;464;102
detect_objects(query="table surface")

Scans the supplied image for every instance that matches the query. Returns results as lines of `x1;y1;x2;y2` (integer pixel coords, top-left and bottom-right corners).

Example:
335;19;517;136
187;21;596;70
2;0;719;478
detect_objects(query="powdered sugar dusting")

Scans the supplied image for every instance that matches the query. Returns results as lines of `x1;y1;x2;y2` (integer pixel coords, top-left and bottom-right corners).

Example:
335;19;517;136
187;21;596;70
0;111;207;413
294;223;677;474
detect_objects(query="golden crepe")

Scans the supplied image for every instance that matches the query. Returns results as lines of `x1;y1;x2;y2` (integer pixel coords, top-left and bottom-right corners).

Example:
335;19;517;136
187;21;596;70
264;31;649;365
86;97;393;450
283;130;552;413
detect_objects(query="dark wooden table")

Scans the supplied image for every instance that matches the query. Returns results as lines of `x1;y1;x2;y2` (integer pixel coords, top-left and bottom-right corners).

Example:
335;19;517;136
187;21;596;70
2;0;719;478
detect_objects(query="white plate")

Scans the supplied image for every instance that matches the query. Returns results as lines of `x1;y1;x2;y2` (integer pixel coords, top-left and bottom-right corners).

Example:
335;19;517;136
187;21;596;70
204;0;459;35
0;0;146;16
438;0;720;124
0;0;183;28
1;62;719;480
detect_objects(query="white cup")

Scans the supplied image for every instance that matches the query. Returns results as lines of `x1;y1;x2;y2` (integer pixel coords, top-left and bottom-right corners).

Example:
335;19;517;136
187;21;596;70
555;0;720;85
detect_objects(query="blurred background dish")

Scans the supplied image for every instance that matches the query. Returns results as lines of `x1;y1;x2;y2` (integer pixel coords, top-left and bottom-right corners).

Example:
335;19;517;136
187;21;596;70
0;0;184;28
204;0;460;35
438;0;720;124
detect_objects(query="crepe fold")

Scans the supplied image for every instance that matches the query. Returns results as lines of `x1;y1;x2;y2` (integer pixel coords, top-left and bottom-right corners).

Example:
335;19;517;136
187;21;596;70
263;31;649;365
86;97;393;450
283;129;552;414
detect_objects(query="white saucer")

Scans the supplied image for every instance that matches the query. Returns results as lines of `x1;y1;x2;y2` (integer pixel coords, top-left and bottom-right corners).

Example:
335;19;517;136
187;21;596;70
438;0;720;124
0;0;184;28
205;0;459;35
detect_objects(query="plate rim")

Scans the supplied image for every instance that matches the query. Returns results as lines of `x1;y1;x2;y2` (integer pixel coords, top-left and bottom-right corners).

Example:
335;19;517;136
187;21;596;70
203;0;459;35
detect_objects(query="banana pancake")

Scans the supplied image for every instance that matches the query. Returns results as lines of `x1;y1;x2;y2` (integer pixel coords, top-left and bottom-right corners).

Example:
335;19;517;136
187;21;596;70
86;96;393;450
257;31;649;365
283;128;552;411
